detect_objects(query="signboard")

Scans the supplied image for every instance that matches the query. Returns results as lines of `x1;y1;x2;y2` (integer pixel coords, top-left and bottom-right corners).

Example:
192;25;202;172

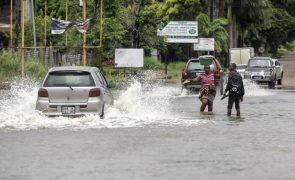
166;36;199;43
157;21;198;37
193;38;215;51
115;48;144;68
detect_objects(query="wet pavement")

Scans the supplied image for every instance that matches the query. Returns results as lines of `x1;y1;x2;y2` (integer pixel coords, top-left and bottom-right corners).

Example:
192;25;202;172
0;80;295;180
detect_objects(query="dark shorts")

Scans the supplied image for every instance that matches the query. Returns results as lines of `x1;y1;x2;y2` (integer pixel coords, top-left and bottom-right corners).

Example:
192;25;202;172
227;93;240;110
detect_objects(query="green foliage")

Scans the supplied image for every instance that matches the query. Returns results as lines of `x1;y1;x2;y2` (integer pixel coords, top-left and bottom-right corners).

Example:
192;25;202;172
0;50;19;80
159;0;202;20
197;13;229;54
25;59;48;80
144;57;164;70
0;50;49;81
167;61;186;71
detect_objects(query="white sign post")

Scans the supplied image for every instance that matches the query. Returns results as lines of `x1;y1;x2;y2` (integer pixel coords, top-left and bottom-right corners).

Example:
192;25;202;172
115;48;144;68
193;38;215;51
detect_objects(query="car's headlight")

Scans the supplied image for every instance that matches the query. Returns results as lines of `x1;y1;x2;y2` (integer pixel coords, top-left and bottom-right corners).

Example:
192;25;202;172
244;71;251;76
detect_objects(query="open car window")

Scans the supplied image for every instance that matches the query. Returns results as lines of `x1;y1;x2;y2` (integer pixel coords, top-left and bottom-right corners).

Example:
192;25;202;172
43;71;95;87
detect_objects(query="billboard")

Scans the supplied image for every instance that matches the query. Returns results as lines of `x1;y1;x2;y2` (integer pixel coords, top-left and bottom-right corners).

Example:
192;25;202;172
157;21;198;37
193;38;215;51
115;49;144;68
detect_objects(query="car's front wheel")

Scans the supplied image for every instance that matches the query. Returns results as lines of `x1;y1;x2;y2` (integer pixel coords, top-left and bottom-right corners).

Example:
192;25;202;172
277;73;283;85
268;80;276;88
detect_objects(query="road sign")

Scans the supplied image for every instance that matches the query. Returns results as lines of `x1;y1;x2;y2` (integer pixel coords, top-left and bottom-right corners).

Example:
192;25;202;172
258;46;265;53
193;38;215;51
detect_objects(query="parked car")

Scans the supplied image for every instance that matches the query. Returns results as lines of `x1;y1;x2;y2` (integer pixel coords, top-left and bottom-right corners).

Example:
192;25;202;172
244;57;284;88
35;66;114;118
181;55;223;92
236;64;247;78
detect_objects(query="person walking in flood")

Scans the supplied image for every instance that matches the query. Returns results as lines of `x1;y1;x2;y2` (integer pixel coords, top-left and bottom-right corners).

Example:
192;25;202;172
225;63;245;116
191;65;216;113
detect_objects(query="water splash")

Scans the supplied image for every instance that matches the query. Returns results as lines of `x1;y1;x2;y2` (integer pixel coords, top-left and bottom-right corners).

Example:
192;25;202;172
243;79;274;96
0;78;201;131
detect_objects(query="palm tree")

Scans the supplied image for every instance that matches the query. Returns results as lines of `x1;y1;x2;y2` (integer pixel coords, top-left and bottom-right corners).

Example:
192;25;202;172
197;13;229;54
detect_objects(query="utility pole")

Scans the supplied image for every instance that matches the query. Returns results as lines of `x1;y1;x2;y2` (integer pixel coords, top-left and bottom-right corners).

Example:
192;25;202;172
21;0;25;77
82;0;86;66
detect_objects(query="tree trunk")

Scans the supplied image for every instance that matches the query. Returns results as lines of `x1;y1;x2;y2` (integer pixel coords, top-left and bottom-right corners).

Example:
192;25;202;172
219;0;226;17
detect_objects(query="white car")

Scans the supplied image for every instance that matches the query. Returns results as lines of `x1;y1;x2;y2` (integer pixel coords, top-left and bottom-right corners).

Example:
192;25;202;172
35;66;114;118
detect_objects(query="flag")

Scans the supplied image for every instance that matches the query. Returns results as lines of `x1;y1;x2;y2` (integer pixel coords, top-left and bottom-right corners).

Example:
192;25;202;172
51;18;90;34
74;19;91;33
51;18;73;34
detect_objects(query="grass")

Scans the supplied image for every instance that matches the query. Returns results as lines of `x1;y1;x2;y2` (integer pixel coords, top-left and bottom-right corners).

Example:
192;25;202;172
0;50;185;84
0;50;48;81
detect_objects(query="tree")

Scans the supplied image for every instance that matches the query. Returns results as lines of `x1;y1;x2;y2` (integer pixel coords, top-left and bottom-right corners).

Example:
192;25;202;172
197;13;228;54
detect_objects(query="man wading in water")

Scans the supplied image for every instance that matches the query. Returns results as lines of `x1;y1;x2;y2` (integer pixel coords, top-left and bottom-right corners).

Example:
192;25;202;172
191;65;216;114
225;63;245;116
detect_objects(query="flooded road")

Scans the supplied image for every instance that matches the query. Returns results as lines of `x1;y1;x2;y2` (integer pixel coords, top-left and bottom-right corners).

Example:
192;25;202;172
1;79;295;180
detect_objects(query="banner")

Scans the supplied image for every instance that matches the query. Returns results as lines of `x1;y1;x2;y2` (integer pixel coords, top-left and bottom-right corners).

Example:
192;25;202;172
74;19;91;33
51;18;73;34
51;18;90;34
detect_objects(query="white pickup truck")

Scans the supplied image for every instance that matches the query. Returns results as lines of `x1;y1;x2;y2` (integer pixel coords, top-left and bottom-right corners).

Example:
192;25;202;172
244;57;284;88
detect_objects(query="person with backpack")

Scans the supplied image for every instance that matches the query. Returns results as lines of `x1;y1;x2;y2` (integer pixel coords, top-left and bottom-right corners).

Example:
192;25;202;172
225;63;245;116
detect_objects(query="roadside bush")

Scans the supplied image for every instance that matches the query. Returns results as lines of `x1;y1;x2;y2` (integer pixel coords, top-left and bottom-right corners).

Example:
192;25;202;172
0;50;19;80
25;58;48;80
0;50;48;81
167;61;186;71
144;57;164;70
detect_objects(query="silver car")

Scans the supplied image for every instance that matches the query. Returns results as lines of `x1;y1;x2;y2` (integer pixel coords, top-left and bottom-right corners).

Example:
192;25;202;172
35;66;114;118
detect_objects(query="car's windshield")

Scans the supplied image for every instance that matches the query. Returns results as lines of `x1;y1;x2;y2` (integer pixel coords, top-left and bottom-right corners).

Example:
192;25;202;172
188;61;213;71
43;71;95;87
248;59;271;67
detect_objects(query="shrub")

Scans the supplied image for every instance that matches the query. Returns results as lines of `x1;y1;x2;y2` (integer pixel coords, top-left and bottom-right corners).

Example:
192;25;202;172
0;50;19;80
25;58;48;80
144;57;164;70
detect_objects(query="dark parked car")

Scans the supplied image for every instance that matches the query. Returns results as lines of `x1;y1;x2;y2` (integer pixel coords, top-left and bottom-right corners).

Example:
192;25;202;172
181;55;223;92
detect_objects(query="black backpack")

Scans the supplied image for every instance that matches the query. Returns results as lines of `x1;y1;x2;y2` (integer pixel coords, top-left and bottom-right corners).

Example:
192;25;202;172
228;73;242;94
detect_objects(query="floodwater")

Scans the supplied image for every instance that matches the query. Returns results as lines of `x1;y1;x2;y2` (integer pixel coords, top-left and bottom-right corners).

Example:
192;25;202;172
0;78;295;180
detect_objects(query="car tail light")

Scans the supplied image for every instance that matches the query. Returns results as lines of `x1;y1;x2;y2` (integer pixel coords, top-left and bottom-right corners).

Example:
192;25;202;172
38;88;48;97
89;88;101;97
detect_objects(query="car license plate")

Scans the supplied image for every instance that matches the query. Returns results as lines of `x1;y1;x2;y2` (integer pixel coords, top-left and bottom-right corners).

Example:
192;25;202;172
62;106;75;114
253;76;262;80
